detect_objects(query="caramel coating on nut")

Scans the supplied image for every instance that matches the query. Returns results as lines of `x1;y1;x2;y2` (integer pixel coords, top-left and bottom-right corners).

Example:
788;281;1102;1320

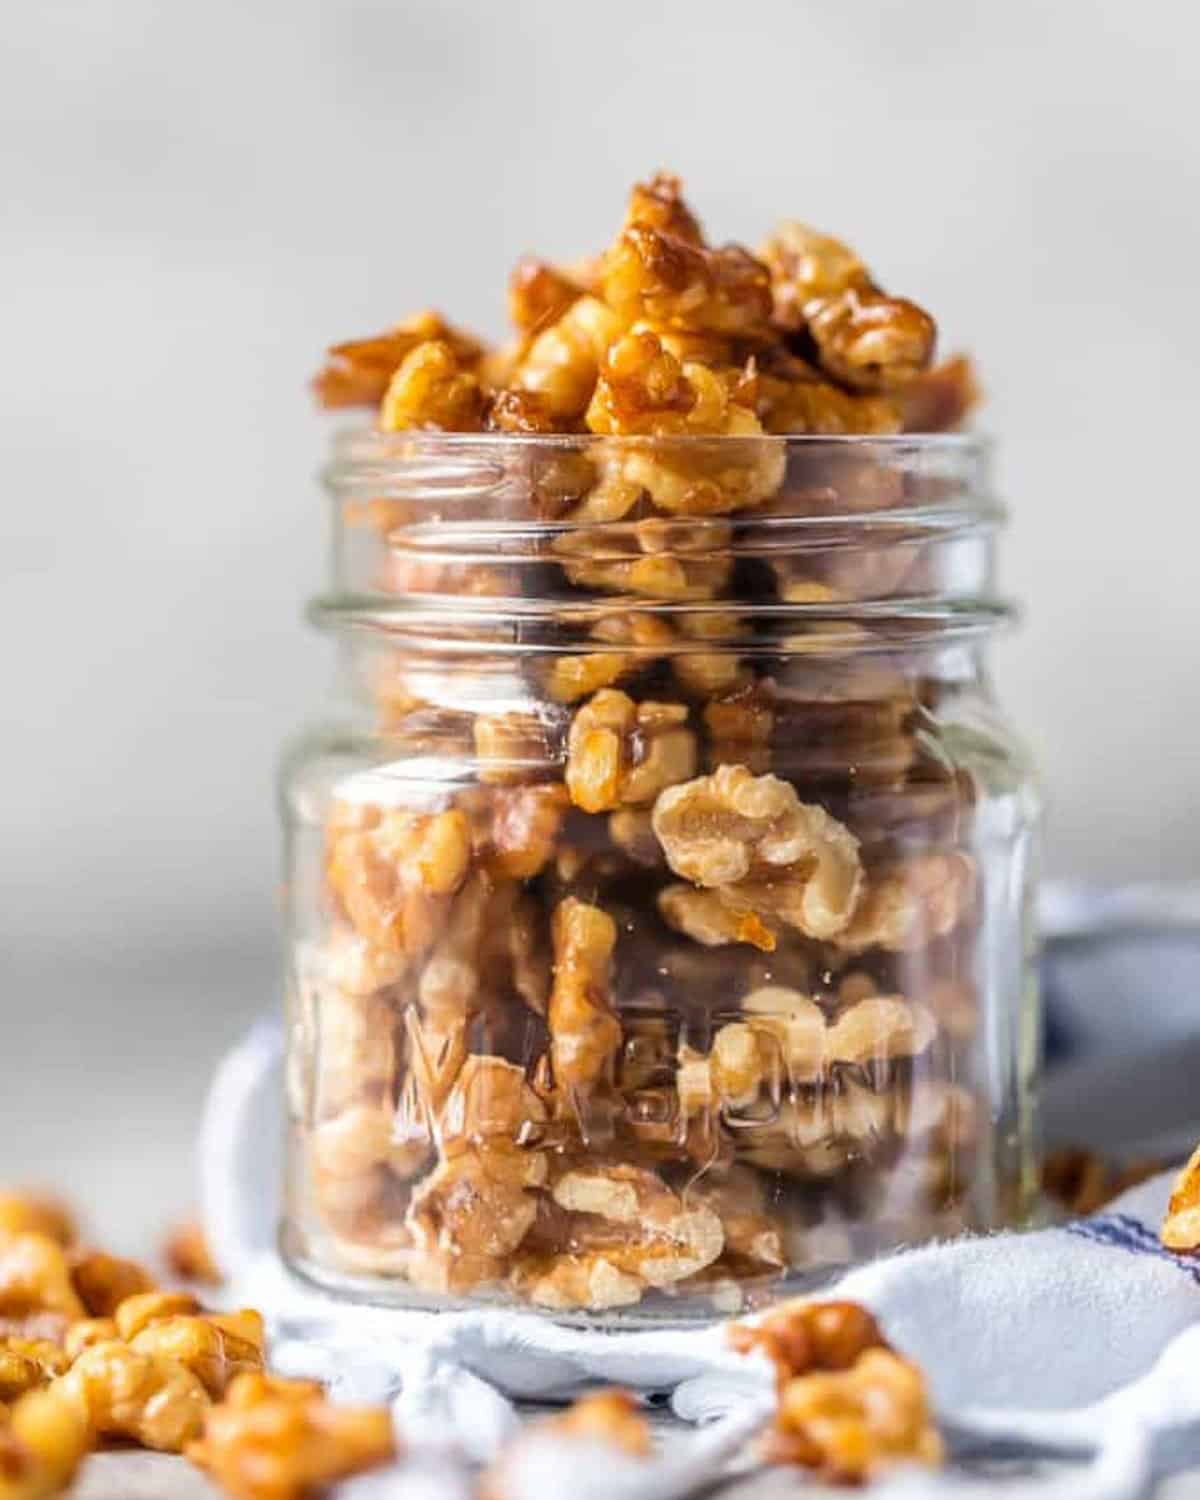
566;690;696;814
378;339;485;432
760;222;936;392
769;1348;943;1479
511;295;623;421
0;1237;84;1324
651;764;862;940
313;311;483;409
548;897;621;1093
187;1371;396;1500
54;1339;210;1452
0;1385;90;1500
1162;1143;1200;1251
0;1198;75;1250
601;224;773;339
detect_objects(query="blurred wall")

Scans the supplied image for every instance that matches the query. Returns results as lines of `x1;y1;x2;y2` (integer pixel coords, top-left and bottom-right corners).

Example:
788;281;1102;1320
4;0;1199;967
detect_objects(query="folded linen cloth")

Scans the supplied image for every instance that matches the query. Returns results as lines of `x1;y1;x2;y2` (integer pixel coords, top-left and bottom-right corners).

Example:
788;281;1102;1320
202;1018;1200;1497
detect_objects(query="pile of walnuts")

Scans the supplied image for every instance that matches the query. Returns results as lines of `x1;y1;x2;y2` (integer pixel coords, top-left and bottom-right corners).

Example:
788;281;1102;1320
0;1192;395;1499
299;175;987;1314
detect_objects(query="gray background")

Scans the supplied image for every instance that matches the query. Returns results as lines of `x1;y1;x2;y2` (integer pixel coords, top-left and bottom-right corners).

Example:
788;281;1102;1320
2;0;1198;1235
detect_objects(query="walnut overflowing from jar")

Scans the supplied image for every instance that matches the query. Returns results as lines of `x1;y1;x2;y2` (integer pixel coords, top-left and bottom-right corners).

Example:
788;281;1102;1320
652;764;863;941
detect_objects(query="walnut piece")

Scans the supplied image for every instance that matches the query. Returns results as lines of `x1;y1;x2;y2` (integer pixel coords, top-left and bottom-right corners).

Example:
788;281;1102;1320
511;295;623;422
54;1339;209;1452
760;223;936;392
378;339;485;432
68;1249;156;1319
548;898;621;1093
1043;1148;1161;1220
657;883;776;951
565;690;696;813
187;1372;396;1500
326;803;472;957
162;1221;223;1287
0;1237;84;1324
313;311;483;409
833;854;976;954
601;226;773;339
651;765;862;940
0;1386;90;1500
1162;1144;1200;1251
0;1199;74;1251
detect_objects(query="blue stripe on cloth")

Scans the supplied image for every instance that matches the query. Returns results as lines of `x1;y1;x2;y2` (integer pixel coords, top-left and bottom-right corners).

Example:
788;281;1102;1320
1068;1212;1200;1289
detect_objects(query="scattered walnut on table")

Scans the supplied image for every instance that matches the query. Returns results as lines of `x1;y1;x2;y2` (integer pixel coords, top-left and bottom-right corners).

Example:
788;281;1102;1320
0;1341;67;1404
651;764;863;940
565;689;696;813
53;1339;210;1452
0;1199;75;1252
0;1237;85;1326
162;1222;222;1288
480;1388;650;1500
187;1372;396;1500
1162;1145;1200;1251
0;1385;90;1500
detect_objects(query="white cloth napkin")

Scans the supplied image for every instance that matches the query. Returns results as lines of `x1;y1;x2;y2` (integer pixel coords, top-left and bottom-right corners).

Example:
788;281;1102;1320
202;1019;1200;1498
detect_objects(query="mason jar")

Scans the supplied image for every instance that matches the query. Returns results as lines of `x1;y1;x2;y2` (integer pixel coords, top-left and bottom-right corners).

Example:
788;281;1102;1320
279;429;1040;1322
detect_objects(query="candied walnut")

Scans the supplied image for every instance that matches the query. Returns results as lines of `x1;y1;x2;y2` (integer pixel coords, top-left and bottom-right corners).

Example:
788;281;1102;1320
310;1103;430;1187
325;803;472;957
507;258;583;337
769;1348;942;1479
406;1143;547;1275
0;1342;66;1404
703;685;775;774
473;784;570;880
55;1339;209;1452
0;1198;74;1251
624;171;704;243
546;1161;724;1289
66;1248;156;1320
608;809;664;868
0;1237;83;1324
187;1372;396;1500
669;611;749;699
548;898;621;1093
685;1168;785;1271
509;1252;644;1312
378;339;484;432
480;1389;650;1500
313;310;483;409
1163;1144;1200;1251
833;854;976;954
128;1312;263;1400
546;1388;650;1454
545;612;677;704
651;765;862;940
0;1386;90;1500
658;884;776;951
113;1291;201;1341
760;222;936;392
730;1298;887;1382
472;711;562;786
439;1056;547;1147
900;353;981;432
312;985;397;1119
742;349;903;435
485;387;564;434
555;509;734;601
601;223;773;339
565;690;696;814
512;295;623;421
162;1221;222;1287
61;1321;116;1361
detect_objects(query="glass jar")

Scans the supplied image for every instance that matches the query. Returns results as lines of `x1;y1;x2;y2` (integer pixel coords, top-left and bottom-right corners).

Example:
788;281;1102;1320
280;430;1040;1322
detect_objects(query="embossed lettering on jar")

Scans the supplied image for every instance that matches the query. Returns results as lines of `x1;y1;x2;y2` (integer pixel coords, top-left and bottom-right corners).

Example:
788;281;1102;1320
280;431;1040;1323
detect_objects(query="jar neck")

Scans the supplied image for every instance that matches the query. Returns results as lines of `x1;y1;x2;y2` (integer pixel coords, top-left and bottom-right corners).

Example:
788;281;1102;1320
314;430;1008;728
